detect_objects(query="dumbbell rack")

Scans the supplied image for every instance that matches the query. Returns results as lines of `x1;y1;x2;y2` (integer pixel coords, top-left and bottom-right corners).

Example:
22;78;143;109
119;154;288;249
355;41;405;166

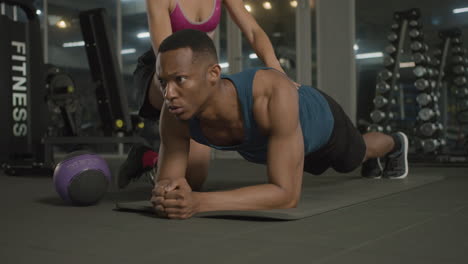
410;24;445;155
427;28;468;163
368;9;438;140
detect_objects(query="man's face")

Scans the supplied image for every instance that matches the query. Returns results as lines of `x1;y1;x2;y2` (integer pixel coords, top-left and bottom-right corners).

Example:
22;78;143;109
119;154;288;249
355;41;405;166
156;48;212;121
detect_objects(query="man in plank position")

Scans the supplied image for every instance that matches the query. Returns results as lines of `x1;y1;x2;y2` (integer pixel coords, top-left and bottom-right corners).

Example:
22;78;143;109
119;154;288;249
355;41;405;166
150;29;408;219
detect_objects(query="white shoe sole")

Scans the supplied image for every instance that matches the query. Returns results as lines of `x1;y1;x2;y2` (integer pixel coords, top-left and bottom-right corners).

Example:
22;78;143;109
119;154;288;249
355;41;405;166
388;132;409;179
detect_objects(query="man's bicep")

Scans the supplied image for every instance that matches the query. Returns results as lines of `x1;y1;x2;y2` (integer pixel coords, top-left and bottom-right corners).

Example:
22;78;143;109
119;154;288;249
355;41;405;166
156;106;190;181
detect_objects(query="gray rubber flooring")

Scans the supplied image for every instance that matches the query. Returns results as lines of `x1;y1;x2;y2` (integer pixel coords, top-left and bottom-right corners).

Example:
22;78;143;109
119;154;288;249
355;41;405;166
1;159;468;264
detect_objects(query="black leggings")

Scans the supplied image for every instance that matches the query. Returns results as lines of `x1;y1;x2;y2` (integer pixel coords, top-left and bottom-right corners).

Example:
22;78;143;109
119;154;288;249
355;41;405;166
133;48;160;121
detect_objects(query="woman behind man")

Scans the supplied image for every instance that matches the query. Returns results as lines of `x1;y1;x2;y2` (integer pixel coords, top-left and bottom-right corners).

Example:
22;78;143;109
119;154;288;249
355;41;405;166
118;0;289;189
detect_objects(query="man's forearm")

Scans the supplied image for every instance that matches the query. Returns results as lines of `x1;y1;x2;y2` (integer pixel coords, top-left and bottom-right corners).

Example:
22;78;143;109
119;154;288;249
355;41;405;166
194;184;298;213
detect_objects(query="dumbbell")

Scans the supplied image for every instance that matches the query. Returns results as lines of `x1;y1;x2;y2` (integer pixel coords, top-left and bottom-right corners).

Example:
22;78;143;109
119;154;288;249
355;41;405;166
452;46;463;54
410;41;423;51
422;139;441;153
384;56;395;67
412;43;429;52
391;23;400;30
419;122;441;137
410;9;420;18
388;32;399;42
385;44;397;54
413;53;426;64
373;95;391;108
454;76;467;86
409;28;422;38
452;38;462;44
367;124;384;133
418;108;437;121
453;65;465;75
453;56;464;64
378;69;393;81
427;68;435;77
413;66;427;77
409;20;419;27
376;82;391;93
415;79;430;90
416;93;432;106
371;110;395;123
431;58;441;66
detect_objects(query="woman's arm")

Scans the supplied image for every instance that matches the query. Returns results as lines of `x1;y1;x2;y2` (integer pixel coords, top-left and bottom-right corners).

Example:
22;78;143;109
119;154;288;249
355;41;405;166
223;0;285;74
145;0;173;52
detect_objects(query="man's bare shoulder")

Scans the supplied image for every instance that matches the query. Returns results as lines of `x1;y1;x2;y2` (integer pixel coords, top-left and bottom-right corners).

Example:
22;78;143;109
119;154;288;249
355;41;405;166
251;69;298;133
252;69;294;98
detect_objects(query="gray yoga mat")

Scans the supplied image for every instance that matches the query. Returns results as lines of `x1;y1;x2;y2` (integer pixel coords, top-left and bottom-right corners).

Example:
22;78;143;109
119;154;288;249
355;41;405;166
115;175;443;220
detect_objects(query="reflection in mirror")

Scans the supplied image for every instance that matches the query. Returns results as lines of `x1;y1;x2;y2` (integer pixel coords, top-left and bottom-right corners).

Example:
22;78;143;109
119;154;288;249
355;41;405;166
356;0;468;163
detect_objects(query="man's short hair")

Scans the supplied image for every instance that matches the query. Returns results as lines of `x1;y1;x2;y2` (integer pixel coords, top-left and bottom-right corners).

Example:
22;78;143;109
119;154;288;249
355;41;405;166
158;29;218;64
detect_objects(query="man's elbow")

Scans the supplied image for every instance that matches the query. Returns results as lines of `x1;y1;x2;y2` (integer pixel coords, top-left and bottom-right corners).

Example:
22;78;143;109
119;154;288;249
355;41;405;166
279;192;299;209
285;197;299;208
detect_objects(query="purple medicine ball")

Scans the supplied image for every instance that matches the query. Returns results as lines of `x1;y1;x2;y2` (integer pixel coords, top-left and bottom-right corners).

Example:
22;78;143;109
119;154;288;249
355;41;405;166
53;151;112;206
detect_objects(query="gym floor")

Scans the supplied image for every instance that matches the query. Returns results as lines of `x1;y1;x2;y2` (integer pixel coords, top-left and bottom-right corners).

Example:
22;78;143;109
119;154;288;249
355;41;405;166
1;158;468;264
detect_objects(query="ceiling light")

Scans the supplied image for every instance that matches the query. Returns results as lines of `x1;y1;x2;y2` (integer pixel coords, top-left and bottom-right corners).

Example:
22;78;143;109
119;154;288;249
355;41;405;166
137;32;150;38
219;62;229;68
453;7;468;14
121;48;136;55
245;4;252;12
249;53;258;59
356;52;383;59
263;2;272;10
353;44;359;51
62;41;85;48
56;20;68;29
290;1;298;8
36;10;42;15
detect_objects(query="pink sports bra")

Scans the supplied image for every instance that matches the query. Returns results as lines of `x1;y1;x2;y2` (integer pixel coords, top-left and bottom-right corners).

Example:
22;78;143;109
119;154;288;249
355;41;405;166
170;0;222;33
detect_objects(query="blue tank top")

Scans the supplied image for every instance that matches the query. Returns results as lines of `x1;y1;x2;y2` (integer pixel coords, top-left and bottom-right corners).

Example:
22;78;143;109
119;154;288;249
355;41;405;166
188;68;334;164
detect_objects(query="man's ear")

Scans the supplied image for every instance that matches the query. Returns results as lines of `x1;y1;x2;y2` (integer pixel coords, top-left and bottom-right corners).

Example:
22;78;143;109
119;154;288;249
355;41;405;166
207;63;221;84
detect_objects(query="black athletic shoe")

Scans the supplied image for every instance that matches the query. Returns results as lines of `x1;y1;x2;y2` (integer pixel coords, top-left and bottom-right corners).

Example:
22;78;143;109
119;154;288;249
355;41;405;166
118;144;156;189
361;158;385;179
383;132;409;179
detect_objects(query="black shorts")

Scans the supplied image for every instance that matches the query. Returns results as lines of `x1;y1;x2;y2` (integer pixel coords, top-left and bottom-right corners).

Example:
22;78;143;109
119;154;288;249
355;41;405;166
303;91;366;175
133;48;160;121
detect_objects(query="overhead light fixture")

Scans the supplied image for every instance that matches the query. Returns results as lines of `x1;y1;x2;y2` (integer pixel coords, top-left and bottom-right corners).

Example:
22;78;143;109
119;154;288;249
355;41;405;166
137;32;150;39
245;4;252;12
353;44;359;51
356;52;383;60
121;48;136;55
62;41;85;48
290;1;298;8
249;53;258;59
56;20;68;29
263;2;272;10
36;10;42;15
219;62;229;69
453;7;468;14
400;62;416;68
